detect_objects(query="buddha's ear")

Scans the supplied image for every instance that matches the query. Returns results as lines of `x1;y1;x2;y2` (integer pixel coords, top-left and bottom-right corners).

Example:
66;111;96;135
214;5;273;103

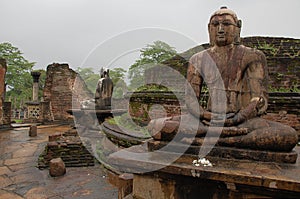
237;19;242;28
208;23;215;46
234;20;242;45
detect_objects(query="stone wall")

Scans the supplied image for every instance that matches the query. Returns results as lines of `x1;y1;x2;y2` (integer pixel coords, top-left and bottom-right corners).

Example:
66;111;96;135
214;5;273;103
241;37;300;90
43;63;92;121
0;59;7;125
3;102;11;125
128;91;185;123
0;59;10;126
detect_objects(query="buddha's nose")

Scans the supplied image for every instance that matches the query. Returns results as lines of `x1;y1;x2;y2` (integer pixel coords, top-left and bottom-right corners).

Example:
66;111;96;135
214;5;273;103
218;24;225;33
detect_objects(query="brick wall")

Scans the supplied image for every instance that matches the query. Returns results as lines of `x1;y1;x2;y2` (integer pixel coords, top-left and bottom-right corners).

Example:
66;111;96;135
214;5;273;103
0;58;7;125
128;91;185;123
43;63;92;121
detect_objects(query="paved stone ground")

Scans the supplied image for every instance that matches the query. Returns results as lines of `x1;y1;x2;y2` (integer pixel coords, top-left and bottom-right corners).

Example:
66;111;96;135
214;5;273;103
0;124;118;199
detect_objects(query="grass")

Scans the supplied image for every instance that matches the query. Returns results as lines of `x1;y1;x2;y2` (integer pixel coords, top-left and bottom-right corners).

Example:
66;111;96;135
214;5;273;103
107;113;150;137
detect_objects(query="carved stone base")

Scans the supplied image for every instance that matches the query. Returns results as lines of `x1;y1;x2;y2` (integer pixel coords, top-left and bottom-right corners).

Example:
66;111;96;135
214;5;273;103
108;145;300;198
148;140;298;164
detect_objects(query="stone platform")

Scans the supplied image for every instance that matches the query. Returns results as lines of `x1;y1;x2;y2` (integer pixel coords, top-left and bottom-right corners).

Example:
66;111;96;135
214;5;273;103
108;145;300;198
148;140;298;164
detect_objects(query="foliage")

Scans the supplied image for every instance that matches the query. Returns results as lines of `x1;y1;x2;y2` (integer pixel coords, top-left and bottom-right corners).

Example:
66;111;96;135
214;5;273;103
107;113;150;136
257;41;279;56
76;67;99;93
269;85;300;93
109;67;126;85
136;84;170;92
110;67;127;99
128;41;177;90
0;42;36;108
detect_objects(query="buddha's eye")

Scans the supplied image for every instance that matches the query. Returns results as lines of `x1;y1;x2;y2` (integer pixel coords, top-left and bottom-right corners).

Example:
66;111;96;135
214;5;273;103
222;21;232;26
211;21;220;26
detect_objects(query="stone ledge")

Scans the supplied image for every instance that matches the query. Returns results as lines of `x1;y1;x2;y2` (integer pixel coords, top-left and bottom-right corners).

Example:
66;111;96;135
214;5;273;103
108;145;300;196
148;140;298;164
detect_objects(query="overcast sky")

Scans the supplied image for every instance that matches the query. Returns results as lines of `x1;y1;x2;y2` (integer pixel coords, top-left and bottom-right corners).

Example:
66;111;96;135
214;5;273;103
1;0;299;72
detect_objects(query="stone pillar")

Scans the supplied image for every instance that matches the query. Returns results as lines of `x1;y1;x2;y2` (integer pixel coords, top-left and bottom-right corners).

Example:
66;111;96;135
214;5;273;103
31;71;41;101
0;59;7;125
29;124;37;137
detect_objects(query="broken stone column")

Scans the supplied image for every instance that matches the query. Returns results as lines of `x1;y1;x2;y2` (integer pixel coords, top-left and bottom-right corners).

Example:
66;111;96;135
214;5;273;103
25;71;41;122
49;157;66;177
0;59;7;125
31;71;41;101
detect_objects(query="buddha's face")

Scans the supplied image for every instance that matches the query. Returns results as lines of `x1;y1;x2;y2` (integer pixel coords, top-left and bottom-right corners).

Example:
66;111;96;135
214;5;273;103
209;14;237;47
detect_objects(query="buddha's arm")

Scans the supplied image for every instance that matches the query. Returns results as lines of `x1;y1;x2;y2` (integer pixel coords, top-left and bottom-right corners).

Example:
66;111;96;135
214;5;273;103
226;52;268;126
185;63;211;119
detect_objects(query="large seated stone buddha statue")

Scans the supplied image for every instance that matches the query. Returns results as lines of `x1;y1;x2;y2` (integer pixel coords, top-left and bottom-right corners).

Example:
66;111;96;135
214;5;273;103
148;7;298;154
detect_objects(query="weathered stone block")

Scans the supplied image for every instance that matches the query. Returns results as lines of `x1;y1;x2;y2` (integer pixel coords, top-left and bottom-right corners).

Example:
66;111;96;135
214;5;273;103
48;132;62;141
29;125;37;137
118;173;133;199
49;157;66;177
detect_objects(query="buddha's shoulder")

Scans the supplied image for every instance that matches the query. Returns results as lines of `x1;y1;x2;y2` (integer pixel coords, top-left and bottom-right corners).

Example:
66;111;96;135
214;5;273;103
237;45;266;58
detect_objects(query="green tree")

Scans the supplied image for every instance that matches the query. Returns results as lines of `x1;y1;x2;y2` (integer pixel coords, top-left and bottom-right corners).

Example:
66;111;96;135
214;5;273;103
109;67;126;85
76;67;99;93
128;41;177;89
0;42;35;108
110;67;127;98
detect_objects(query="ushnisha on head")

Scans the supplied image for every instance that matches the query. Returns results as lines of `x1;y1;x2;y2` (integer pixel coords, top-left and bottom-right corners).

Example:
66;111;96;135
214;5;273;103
208;6;242;46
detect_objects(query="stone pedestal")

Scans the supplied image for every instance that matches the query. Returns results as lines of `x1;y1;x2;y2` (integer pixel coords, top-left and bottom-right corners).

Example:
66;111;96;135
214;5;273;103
108;172;133;199
108;145;300;198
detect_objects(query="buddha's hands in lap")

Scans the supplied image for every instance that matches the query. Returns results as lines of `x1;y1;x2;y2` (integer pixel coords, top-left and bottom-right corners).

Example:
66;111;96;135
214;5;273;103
201;112;246;127
224;112;246;126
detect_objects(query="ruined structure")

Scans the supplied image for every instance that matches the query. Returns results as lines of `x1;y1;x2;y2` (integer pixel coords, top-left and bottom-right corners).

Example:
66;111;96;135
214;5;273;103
38;129;95;169
0;59;11;127
0;59;6;125
43;63;92;122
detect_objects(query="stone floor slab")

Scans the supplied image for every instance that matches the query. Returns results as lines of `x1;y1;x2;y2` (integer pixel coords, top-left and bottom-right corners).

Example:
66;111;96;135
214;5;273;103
24;187;56;199
0;166;12;176
0;125;118;198
0;190;23;199
12;144;37;158
0;175;13;189
4;157;36;166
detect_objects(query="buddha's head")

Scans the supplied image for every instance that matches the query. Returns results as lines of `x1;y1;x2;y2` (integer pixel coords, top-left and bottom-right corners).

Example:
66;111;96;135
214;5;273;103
208;6;242;47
